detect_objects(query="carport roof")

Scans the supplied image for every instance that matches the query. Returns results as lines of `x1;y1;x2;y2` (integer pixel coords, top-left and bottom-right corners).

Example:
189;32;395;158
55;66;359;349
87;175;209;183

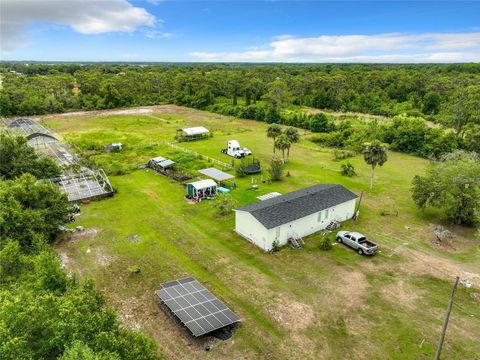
198;167;234;181
180;126;209;136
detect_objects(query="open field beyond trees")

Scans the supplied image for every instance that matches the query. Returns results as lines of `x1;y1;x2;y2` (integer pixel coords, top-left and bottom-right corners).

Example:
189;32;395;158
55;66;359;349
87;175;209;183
43;105;480;360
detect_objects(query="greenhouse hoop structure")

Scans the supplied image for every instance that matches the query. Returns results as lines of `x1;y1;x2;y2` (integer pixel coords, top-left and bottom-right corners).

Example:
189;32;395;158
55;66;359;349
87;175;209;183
3;118;114;202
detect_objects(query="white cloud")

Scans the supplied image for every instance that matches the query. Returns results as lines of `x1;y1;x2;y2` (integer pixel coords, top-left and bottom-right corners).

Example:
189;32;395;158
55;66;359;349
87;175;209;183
190;32;480;63
1;0;156;53
146;30;174;39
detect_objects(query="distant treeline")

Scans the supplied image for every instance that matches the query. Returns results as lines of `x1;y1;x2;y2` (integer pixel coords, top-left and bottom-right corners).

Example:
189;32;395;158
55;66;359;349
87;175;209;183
1;62;479;155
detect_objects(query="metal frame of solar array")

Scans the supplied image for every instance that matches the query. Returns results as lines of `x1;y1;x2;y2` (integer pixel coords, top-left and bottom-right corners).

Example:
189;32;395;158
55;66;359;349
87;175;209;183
156;277;240;337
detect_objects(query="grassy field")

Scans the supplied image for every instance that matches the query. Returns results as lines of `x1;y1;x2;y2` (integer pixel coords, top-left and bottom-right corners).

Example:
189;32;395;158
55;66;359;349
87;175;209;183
43;105;480;360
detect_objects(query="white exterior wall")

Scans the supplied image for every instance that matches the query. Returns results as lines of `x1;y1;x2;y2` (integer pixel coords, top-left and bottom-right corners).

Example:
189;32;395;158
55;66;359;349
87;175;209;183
235;198;356;252
234;211;270;251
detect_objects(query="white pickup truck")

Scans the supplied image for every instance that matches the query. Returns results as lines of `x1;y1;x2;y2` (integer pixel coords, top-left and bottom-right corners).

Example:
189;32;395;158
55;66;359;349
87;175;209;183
221;140;252;158
336;231;378;255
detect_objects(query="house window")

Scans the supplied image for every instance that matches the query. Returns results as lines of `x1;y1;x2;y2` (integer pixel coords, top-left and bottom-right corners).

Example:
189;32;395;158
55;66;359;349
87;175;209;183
276;227;280;239
324;209;329;220
317;211;322;222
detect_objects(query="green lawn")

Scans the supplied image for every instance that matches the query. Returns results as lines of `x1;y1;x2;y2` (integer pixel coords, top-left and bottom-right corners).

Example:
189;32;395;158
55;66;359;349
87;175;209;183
46;105;480;360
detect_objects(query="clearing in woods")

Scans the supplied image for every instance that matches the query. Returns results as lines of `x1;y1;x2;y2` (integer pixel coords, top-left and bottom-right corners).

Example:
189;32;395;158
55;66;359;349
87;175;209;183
45;105;480;360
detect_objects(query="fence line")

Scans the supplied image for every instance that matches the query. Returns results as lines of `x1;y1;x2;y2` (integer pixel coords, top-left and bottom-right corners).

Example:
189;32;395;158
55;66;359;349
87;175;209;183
163;141;233;170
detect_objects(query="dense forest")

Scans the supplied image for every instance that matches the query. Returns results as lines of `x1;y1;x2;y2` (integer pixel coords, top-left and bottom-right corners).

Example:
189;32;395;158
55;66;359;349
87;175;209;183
0;62;479;158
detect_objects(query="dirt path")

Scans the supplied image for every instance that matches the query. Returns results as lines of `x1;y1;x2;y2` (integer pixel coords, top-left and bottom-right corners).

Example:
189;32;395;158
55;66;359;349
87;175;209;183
398;246;480;287
33;105;174;120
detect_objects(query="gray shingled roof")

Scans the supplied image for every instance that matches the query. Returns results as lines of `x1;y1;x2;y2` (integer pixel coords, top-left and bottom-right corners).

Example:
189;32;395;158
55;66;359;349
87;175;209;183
235;184;358;229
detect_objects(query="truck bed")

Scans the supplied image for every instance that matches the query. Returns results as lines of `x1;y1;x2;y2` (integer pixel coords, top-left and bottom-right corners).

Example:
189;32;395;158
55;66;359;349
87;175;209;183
358;239;377;248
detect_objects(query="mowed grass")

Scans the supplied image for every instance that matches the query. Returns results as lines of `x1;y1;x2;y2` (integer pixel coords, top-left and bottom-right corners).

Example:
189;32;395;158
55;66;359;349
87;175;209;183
46;106;480;360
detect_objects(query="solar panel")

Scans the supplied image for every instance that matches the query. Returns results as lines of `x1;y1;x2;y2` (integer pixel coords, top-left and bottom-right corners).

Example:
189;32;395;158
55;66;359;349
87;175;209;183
156;277;240;337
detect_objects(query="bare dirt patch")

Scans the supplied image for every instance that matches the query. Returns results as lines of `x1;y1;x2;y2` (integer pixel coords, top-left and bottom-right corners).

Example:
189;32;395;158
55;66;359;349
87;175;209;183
398;247;480;289
142;189;159;199
92;247;116;267
34;106;157;120
270;299;315;330
59;252;69;269
333;270;369;305
118;297;145;331
56;227;99;244
34;104;223;122
380;280;420;310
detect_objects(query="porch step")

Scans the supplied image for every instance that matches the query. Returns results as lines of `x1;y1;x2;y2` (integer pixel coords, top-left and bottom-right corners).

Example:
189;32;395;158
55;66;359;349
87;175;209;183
288;237;304;249
325;220;341;231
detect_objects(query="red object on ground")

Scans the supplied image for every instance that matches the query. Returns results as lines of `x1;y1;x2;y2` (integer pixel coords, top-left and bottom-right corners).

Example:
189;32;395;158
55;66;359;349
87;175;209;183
81;199;91;205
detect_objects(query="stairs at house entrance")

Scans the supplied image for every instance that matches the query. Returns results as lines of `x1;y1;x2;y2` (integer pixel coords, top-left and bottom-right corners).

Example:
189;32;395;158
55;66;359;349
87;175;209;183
288;236;304;249
325;220;340;231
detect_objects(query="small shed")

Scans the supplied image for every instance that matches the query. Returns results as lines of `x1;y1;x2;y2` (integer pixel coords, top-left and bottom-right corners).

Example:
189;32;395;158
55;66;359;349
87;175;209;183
198;168;235;182
106;142;123;152
157;159;175;169
148;156;175;170
186;179;217;200
176;126;209;141
150;156;166;163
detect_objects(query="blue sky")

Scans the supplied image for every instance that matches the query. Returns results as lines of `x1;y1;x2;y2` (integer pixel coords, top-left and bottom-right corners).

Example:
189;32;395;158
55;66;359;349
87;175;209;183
2;1;480;62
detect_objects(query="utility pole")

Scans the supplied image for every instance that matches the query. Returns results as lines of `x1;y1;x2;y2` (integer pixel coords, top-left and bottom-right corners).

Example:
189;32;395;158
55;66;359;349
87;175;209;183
434;276;460;360
353;191;363;221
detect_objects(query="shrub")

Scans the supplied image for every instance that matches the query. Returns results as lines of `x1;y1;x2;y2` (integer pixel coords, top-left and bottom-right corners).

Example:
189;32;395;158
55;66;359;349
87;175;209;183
212;193;236;216
270;240;280;253
235;161;248;177
308;113;336;133
268;157;284;181
108;161;129;175
319;236;332;251
341;162;357;177
333;149;356;160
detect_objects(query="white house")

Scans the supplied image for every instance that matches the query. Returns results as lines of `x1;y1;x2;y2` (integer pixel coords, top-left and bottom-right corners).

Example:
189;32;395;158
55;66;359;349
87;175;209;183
234;184;358;251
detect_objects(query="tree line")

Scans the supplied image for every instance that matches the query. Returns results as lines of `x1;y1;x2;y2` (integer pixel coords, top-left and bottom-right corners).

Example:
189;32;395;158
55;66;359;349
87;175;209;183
1;63;479;130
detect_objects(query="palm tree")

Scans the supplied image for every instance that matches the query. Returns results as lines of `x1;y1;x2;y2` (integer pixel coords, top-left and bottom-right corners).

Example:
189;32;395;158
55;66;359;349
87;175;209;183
284;127;300;159
362;140;388;190
275;134;291;162
266;123;282;155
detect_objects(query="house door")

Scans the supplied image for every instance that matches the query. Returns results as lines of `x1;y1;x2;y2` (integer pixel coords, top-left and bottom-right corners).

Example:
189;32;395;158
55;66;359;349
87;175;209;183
287;224;293;239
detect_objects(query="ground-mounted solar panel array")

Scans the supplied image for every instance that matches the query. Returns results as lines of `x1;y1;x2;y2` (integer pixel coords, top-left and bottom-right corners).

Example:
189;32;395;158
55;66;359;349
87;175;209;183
3;118;113;202
156;277;240;337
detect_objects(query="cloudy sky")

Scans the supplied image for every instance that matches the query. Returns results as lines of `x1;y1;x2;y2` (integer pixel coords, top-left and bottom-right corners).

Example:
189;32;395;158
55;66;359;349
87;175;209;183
1;0;480;63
